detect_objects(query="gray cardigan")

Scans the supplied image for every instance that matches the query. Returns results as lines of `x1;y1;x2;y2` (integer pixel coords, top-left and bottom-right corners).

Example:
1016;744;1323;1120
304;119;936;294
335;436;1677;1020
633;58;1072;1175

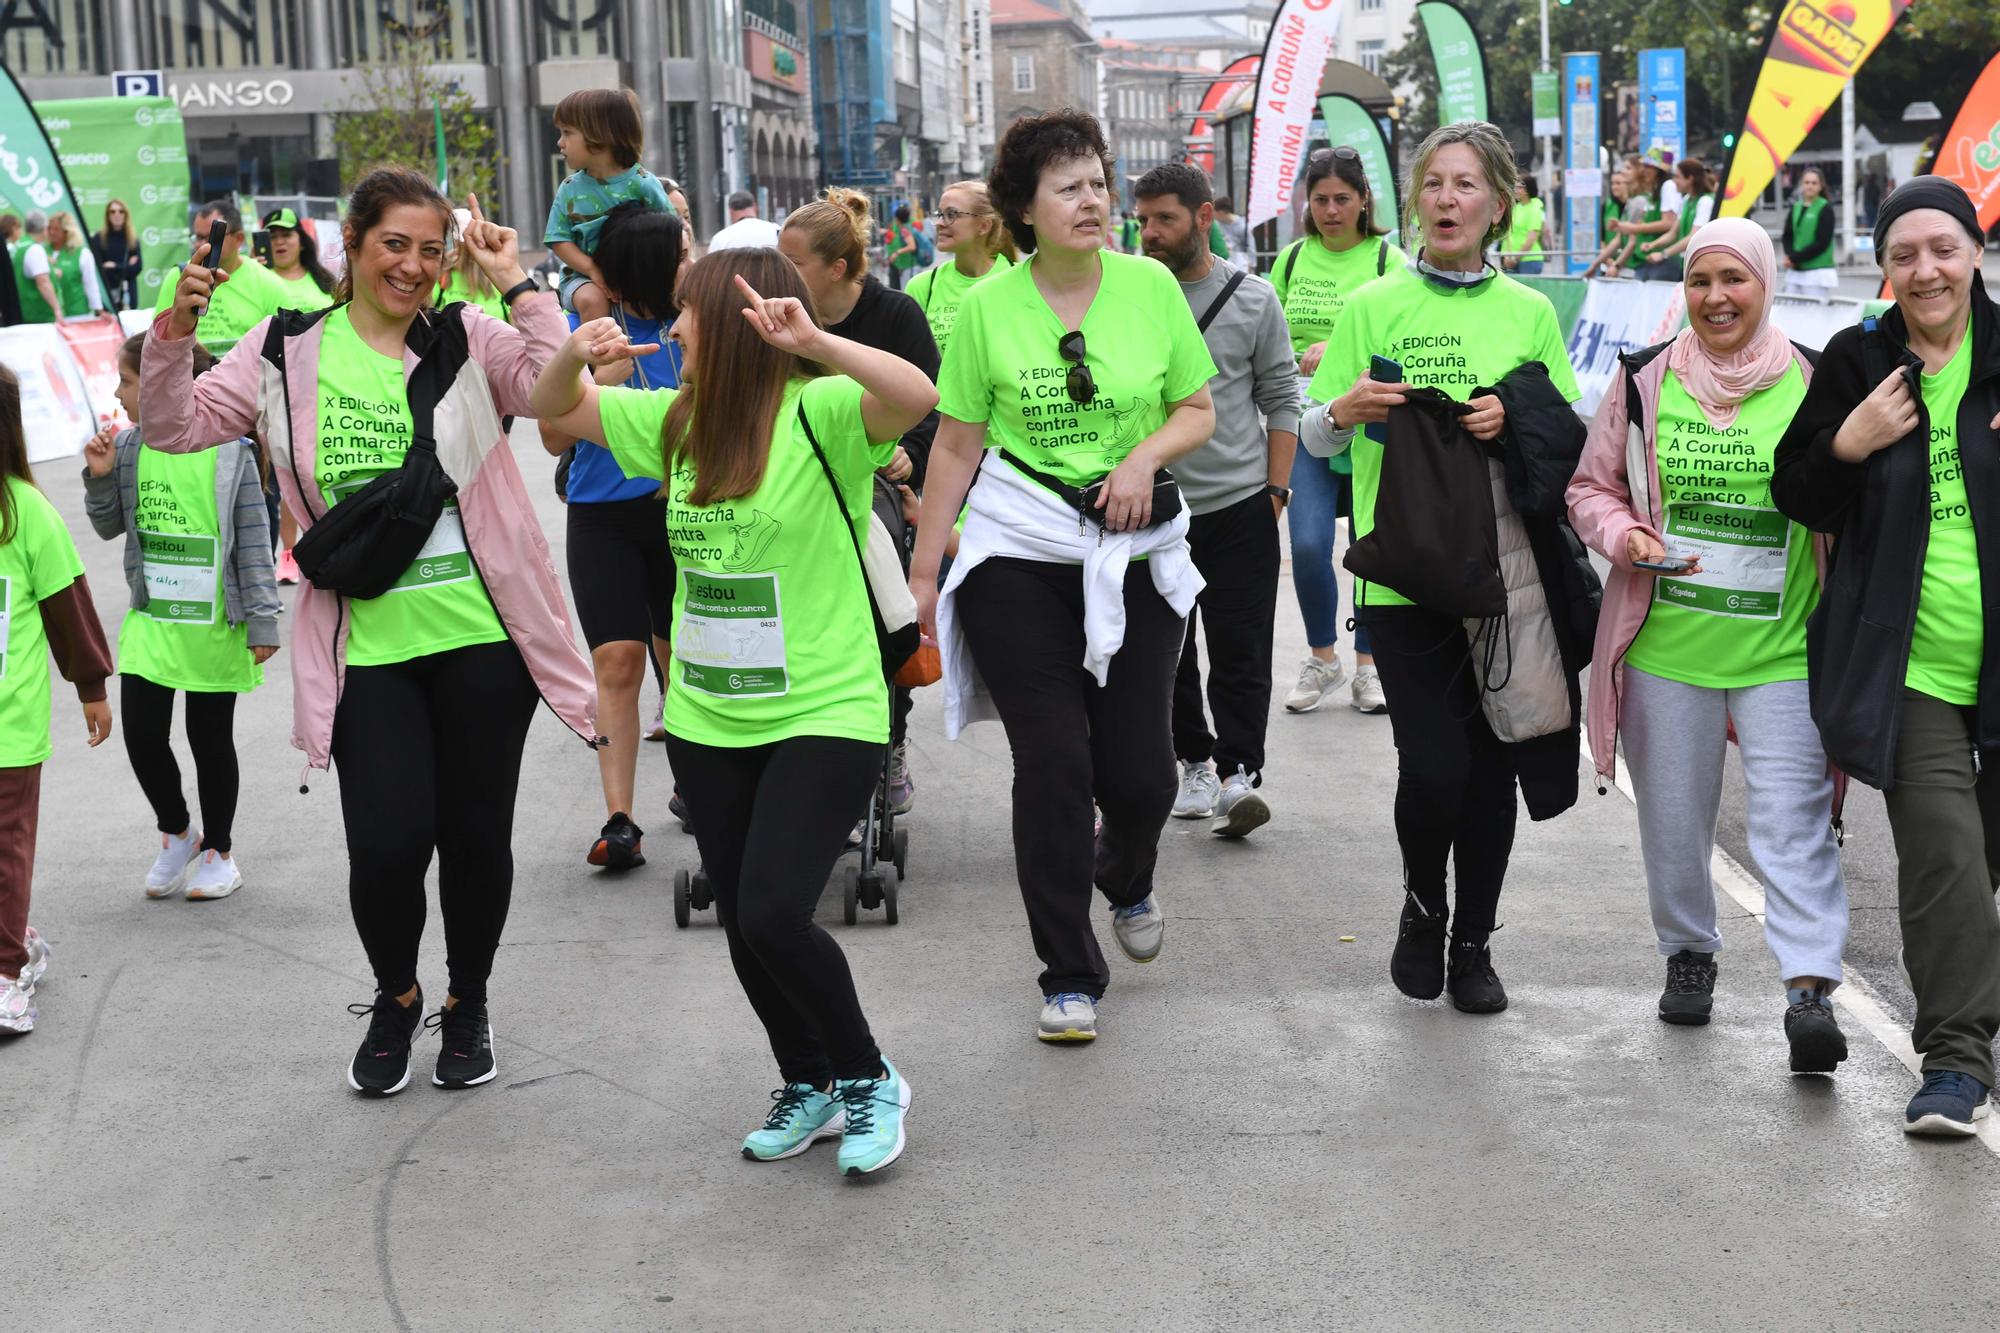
82;428;282;648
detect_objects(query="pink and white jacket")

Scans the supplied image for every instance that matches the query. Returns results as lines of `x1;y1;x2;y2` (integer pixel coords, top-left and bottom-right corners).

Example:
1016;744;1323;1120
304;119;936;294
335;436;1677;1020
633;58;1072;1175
140;292;598;777
1566;340;1825;784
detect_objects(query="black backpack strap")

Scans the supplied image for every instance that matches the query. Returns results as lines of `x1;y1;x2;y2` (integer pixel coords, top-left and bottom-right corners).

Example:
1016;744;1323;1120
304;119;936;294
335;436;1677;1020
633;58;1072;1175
1278;240;1301;290
1196;269;1248;333
1376;239;1388;276
402;303;468;461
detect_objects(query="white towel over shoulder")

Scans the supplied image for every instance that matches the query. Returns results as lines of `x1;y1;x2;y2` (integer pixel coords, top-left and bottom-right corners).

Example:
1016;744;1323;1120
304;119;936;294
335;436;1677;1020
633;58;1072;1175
937;451;1204;739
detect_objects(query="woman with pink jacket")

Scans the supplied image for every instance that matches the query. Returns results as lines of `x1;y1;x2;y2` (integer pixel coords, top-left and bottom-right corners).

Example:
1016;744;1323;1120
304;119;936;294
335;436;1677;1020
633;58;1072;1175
142;168;596;1098
1567;218;1849;1073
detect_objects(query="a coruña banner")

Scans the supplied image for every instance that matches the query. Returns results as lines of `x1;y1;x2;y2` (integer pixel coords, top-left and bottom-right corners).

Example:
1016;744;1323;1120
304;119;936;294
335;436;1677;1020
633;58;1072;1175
1317;94;1398;233
1416;1;1488;124
1719;0;1912;217
36;96;189;312
1247;0;1343;230
1192;55;1261;175
0;64;82;225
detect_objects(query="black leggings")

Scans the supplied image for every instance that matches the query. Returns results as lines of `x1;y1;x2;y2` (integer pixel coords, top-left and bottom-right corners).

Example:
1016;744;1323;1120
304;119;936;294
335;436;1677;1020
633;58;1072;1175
955;556;1184;998
332;640;538;1007
1358;604;1517;944
121;674;240;854
666;733;883;1085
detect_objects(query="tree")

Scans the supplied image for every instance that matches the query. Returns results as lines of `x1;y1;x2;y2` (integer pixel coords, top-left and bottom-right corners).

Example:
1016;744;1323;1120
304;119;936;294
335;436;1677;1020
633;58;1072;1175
332;31;497;206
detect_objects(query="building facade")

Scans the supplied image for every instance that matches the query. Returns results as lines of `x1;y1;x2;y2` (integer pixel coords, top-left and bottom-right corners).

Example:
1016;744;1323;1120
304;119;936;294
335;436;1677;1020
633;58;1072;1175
7;0;814;247
990;0;1098;131
1099;41;1200;208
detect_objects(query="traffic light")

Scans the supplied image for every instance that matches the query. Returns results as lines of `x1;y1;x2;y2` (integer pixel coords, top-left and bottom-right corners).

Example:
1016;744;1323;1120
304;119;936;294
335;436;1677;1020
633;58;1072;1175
1721;131;1736;149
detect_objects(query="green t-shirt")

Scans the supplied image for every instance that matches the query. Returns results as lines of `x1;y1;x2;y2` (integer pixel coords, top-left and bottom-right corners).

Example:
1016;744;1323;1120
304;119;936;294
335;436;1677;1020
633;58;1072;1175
936;250;1218;486
0;475;86;768
277;271;335;313
117;445;262;694
544;165;675;276
1207;218;1229;259
437;270;509;324
1271;237;1406;360
1307;266;1581;608
1789;197;1836;270
313;308;506;667
153;255;302;357
1623;365;1816;688
1908;327;1983;705
1508;200;1546;261
51;247;90;316
11;241;54;323
596;375;897;747
891;224;921;271
1677;193;1714;242
906;253;1013;360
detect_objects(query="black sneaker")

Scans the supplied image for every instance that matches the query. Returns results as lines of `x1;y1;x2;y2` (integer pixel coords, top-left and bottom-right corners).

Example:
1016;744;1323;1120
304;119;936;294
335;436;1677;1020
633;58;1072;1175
587;812;645;869
669;788;695;834
427;1001;498;1089
1658;950;1717;1026
1446;941;1508;1014
1783;992;1848;1074
346;990;423;1096
1390;894;1448;1000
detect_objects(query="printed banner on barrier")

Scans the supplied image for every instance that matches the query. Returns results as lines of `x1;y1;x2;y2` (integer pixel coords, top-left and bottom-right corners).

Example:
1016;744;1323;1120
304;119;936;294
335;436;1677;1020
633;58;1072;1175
36;96;189;313
56;315;130;428
1318;94;1398;234
1247;0;1344;230
1720;0;1911;217
1417;1;1487;125
0;324;96;463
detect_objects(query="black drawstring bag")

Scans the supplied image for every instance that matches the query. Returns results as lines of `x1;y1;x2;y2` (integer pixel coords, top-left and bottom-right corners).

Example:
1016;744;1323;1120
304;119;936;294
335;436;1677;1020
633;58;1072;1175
1344;387;1506;619
288;312;457;600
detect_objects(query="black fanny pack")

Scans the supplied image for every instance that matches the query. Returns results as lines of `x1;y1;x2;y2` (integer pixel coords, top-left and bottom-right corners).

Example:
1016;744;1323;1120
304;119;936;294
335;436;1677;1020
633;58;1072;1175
1000;451;1184;534
289;316;458;600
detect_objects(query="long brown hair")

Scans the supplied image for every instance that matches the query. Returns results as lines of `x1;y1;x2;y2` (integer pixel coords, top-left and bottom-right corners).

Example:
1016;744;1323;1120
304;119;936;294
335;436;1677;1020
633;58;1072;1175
334;167;455;306
0;366;34;545
663;250;822;506
101;198;137;250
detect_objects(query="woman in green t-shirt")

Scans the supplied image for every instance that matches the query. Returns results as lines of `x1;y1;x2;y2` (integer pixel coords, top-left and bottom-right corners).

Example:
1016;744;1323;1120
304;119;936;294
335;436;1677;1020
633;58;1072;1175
906;179;1018;359
1773;178;2000;1137
1780;167;1839;294
532;248;936;1176
1302;121;1583;1016
45;213;104;319
911;109;1217;1045
1636;157;1718;281
262;207;337;314
1501;177;1547;275
84;333;279;902
1569;218;1850;1071
1271;147;1404;717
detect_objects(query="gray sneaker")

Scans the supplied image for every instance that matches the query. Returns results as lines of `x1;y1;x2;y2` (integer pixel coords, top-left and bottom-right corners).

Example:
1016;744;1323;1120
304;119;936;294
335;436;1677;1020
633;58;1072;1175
1037;992;1098;1042
1172;761;1221;819
1350;666;1388;714
1284;655;1346;712
1111;893;1164;963
1211;768;1270;838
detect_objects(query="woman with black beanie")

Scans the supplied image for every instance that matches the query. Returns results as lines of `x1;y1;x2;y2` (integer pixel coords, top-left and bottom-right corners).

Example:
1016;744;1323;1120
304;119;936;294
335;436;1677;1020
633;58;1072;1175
1773;177;2000;1139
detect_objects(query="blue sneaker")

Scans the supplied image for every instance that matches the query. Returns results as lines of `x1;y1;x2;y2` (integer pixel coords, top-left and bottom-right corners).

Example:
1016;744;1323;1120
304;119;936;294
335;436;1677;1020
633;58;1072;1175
1904;1070;1992;1137
742;1082;846;1162
833;1059;911;1177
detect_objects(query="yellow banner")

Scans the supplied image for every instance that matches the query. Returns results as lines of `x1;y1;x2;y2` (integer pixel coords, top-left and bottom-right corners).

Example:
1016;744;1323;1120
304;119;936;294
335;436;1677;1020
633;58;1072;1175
1719;0;1912;217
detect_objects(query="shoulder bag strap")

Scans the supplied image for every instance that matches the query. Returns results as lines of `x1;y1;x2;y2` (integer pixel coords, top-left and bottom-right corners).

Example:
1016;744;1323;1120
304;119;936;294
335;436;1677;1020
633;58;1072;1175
1196;269;1248;333
795;401;865;564
1377;239;1389;276
1279;240;1301;289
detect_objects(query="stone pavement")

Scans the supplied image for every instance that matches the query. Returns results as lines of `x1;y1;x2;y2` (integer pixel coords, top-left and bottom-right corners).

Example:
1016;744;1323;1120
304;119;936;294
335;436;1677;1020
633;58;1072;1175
8;429;1998;1332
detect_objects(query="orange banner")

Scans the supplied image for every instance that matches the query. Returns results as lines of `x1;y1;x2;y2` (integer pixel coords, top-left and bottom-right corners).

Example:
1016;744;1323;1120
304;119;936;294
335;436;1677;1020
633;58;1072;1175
1719;0;1913;217
1876;49;2000;296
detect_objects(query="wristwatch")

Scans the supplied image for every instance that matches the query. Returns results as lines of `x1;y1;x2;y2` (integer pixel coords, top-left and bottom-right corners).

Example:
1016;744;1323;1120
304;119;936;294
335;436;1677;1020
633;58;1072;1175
500;277;538;306
1265;484;1292;506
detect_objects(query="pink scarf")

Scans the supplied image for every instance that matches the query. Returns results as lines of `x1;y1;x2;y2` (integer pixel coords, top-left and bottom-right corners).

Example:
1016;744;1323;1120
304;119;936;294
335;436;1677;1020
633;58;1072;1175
1665;217;1796;428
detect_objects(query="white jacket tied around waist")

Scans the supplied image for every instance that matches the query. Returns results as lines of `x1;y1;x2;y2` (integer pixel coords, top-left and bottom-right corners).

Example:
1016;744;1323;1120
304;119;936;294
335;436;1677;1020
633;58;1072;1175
938;451;1205;739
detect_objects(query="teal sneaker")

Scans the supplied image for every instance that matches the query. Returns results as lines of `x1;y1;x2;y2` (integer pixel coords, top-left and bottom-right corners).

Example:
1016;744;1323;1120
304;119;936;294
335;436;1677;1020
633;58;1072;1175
833;1059;912;1177
741;1082;845;1162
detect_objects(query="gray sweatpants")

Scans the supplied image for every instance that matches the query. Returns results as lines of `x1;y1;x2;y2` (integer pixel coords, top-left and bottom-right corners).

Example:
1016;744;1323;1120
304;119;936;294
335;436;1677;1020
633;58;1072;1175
1620;668;1848;984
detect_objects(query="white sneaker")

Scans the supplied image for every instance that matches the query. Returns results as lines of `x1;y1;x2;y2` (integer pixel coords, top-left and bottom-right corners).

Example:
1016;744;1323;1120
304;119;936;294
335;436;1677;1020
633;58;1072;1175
185;850;244;901
1037;992;1098;1042
1351;666;1388;714
145;828;202;899
0;929;45;1034
1172;761;1221;819
1284;655;1346;712
1211;768;1271;839
1111;893;1165;963
22;927;49;987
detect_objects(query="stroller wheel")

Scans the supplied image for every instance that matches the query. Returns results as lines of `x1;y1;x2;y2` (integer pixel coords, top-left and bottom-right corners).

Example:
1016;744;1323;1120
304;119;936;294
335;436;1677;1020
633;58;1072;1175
691;867;713;911
892;828;908;880
883;874;899;925
842;865;860;925
672;868;691;929
860;869;884;911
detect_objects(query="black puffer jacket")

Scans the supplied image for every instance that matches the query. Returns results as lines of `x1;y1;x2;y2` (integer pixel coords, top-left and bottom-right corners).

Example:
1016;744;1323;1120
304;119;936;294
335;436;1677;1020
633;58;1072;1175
1771;289;2000;789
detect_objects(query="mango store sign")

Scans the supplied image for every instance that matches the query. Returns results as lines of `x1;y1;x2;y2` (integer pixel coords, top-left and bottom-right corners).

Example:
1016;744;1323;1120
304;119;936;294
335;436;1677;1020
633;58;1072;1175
170;78;295;112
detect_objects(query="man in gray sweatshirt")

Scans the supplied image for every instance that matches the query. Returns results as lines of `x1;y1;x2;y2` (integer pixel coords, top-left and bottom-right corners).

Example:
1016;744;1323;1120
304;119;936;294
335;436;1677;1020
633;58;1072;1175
1135;163;1300;839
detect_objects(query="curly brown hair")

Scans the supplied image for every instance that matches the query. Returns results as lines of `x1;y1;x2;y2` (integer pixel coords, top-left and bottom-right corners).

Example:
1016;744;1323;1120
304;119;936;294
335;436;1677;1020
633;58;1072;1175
986;108;1116;254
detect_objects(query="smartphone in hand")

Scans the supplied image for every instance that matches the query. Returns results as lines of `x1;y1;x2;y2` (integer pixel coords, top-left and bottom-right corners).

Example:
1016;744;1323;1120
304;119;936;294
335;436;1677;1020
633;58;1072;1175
1634;556;1695;574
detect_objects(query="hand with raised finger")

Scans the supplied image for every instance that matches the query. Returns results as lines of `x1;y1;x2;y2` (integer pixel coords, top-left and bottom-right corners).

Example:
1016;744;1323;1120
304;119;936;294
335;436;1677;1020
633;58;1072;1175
83;424;117;477
733;273;821;356
462;193;525;288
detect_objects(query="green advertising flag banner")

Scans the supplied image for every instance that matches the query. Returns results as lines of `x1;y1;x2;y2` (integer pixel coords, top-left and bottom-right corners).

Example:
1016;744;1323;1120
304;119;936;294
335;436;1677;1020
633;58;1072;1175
34;96;189;311
0;66;82;227
1317;95;1398;236
1532;69;1561;136
1417;0;1488;124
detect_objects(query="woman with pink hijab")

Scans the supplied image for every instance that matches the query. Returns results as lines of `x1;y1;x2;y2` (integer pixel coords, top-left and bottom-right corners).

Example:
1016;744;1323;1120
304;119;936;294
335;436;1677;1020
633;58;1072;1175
1568;217;1849;1073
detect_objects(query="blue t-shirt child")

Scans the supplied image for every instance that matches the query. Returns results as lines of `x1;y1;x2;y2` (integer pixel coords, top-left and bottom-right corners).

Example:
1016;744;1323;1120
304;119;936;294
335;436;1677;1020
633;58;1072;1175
564;309;684;505
543;165;675;303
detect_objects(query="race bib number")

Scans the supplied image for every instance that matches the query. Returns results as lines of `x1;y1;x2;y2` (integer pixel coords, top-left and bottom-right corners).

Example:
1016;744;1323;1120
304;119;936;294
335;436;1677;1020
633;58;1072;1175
676;570;787;698
1655;502;1789;619
138;529;219;623
388;504;474;592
